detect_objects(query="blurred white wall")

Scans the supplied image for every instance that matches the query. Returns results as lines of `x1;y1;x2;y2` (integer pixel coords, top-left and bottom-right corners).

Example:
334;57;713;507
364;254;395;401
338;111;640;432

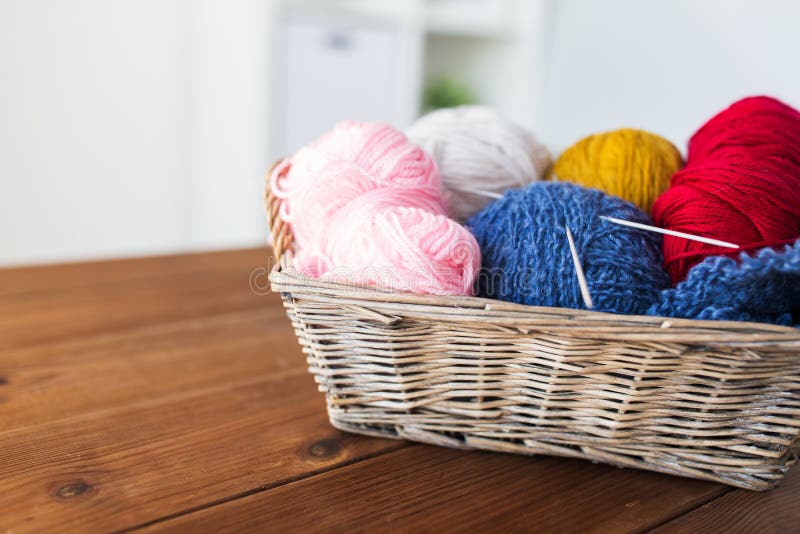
540;0;800;153
2;0;800;266
188;0;277;250
0;0;276;266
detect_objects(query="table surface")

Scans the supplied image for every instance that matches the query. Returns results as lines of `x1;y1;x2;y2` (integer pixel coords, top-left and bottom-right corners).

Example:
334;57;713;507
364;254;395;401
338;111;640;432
2;248;798;533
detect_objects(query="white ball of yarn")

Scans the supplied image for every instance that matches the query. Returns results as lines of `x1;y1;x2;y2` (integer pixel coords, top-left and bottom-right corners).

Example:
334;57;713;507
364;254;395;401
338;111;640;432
405;105;551;221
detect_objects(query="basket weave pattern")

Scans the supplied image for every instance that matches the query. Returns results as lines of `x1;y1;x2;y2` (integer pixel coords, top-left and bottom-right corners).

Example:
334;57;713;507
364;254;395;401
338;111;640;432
265;169;800;491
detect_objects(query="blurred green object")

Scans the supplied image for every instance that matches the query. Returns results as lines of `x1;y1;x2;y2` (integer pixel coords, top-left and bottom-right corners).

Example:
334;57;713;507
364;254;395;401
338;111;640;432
422;76;476;112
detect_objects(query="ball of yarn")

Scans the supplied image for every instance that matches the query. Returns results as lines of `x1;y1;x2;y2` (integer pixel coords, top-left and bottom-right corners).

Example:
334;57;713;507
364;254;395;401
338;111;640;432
271;121;481;296
550;128;682;214
406;106;551;221
297;204;481;295
467;182;670;314
652;96;800;283
272;121;446;246
648;241;800;326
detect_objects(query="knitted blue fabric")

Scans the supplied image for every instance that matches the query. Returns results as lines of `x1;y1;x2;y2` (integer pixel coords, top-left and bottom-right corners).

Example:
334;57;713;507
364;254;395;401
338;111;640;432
466;182;670;314
648;241;800;326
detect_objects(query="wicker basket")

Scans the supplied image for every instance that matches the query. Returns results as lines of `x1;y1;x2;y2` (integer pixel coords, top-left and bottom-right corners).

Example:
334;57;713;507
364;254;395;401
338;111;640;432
265;164;800;491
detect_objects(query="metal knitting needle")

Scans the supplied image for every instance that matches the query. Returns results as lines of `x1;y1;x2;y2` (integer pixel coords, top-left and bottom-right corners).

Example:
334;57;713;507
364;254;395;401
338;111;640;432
460;188;503;199
565;225;593;310
599;216;740;249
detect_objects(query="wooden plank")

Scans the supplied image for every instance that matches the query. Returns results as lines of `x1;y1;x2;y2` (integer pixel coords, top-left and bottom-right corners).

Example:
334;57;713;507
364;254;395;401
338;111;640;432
0;248;273;351
653;468;800;533
5;248;775;532
0;249;405;531
0;307;290;431
142;445;728;533
0;372;404;532
0;248;270;297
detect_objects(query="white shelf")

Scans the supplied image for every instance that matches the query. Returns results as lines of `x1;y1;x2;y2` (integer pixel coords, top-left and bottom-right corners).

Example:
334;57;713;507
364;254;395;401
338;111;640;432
423;0;515;38
279;0;549;133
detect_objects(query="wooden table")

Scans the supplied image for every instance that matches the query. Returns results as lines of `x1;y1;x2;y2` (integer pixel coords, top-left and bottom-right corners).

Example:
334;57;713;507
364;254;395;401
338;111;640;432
2;248;798;533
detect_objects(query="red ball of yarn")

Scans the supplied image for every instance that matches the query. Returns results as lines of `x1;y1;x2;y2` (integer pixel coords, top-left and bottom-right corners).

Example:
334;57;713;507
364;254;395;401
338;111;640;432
652;96;800;283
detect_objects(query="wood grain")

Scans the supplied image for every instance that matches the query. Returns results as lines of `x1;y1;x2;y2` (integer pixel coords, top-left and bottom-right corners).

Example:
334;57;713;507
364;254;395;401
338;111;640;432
0;308;287;431
0;248;271;297
0;367;403;531
143;445;728;533
0;248;273;351
0;249;404;532
653;468;800;533
3;248;791;533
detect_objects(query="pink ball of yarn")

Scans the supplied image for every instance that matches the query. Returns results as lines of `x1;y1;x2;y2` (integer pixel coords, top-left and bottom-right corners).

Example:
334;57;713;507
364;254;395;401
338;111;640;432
272;121;480;296
298;205;480;295
271;121;447;244
299;187;450;269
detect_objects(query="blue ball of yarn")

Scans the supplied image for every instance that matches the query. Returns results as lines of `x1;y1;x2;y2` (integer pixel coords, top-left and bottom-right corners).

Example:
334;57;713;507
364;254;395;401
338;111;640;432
467;182;670;314
648;241;800;326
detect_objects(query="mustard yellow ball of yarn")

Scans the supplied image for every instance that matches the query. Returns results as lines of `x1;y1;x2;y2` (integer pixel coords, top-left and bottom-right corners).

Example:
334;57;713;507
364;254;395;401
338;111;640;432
550;128;683;214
